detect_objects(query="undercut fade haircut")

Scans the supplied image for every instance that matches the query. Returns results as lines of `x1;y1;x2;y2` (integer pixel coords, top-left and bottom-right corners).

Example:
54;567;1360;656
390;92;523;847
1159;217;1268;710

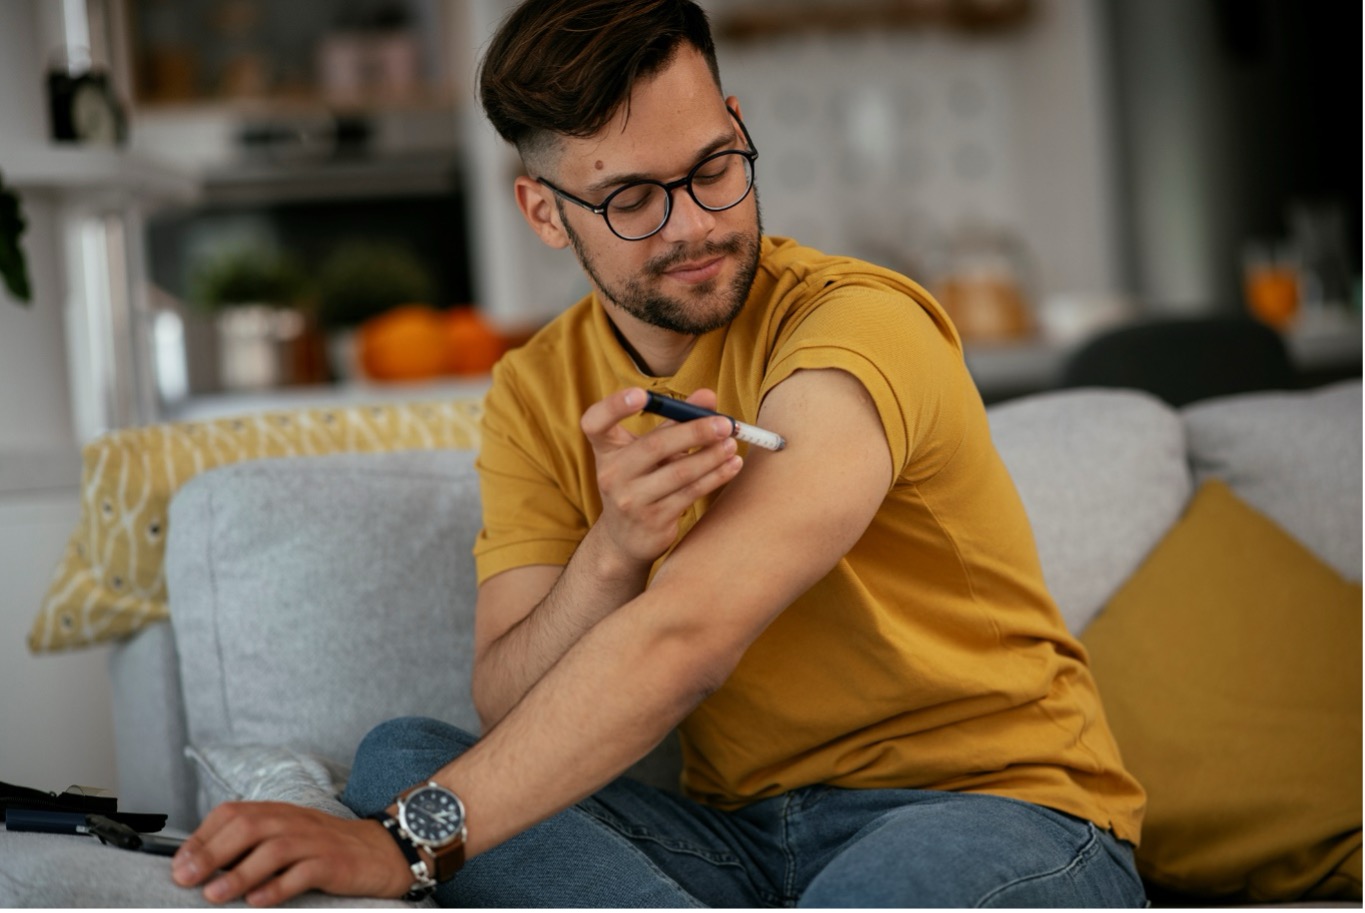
478;0;721;168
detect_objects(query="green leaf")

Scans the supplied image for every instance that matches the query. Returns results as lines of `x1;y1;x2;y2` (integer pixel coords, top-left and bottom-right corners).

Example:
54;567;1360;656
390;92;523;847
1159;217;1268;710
0;175;33;305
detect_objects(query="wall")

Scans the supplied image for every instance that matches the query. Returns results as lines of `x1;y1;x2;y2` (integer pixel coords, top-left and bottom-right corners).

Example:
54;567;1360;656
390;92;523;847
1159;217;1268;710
1105;0;1362;313
0;0;119;795
465;0;1125;335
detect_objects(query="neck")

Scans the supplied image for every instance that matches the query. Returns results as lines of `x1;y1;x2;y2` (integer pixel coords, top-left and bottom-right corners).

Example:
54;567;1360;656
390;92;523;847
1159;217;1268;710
601;301;698;378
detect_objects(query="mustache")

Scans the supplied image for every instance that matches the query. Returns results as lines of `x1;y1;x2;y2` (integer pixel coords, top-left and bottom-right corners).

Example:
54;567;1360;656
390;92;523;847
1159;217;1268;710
645;234;747;277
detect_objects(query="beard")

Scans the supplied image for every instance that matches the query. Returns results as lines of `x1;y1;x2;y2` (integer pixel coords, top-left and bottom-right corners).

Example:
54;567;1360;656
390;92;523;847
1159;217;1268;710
559;189;764;336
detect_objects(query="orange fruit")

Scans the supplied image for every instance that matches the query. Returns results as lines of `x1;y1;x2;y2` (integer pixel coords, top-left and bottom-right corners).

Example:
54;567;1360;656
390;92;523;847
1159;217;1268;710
356;305;448;381
443;307;506;375
1244;267;1299;329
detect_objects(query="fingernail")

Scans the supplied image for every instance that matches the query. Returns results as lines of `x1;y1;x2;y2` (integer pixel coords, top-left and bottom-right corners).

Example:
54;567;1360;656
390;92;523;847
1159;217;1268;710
713;417;731;436
624;389;643;408
206;879;231;901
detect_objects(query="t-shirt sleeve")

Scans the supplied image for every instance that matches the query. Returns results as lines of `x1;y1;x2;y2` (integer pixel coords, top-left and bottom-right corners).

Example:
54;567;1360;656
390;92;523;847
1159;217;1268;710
472;365;587;583
758;282;974;481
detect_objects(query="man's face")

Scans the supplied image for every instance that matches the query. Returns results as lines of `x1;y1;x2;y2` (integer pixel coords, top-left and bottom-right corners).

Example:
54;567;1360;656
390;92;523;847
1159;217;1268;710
541;45;763;337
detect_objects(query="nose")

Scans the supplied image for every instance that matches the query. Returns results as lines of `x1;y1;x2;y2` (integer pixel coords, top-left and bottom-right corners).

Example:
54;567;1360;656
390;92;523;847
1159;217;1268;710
657;184;717;245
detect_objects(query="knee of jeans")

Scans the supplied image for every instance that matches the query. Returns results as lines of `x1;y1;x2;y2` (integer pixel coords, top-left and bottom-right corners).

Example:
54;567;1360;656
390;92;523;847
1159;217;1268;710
344;717;478;814
355;716;479;760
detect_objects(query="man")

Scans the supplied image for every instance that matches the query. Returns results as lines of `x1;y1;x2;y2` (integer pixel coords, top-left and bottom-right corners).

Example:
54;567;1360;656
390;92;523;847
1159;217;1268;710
171;0;1147;906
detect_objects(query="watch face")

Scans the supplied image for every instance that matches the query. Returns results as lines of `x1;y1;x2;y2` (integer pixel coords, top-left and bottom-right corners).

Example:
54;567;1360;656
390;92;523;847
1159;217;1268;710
399;786;465;848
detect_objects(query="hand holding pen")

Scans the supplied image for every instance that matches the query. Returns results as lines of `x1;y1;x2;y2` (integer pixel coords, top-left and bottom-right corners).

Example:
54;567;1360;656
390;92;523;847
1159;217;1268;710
580;387;747;565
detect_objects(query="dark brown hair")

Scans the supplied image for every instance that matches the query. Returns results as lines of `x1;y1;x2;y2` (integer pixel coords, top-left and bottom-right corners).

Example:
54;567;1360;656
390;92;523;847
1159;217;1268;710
478;0;721;164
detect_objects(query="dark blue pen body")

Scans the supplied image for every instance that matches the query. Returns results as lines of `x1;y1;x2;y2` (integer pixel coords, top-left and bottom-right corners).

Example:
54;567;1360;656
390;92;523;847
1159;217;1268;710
642;392;728;425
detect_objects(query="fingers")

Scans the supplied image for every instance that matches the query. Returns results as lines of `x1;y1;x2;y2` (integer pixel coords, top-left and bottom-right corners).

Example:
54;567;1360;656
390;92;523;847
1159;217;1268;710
171;803;410;906
580;387;648;446
607;436;740;514
173;803;286;902
581;386;745;562
683;387;719;412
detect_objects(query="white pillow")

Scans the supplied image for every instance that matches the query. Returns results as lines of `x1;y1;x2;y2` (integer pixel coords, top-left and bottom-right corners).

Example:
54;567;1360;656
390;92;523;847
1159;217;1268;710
186;743;353;820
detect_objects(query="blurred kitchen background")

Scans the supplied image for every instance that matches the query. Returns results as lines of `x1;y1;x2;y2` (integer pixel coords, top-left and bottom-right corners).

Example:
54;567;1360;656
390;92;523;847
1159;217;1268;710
0;0;1359;790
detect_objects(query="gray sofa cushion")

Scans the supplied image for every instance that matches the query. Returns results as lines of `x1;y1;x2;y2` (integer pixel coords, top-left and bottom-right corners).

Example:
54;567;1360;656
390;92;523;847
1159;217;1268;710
0;831;412;908
166;450;484;770
988;389;1192;634
1183;380;1362;582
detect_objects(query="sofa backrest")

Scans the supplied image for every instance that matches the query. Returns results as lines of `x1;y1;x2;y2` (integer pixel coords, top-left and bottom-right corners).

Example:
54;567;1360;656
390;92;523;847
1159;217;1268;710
987;388;1191;633
111;381;1361;830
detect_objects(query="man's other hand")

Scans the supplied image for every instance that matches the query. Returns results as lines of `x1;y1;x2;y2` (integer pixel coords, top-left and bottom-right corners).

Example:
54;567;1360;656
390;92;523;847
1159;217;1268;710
171;802;413;906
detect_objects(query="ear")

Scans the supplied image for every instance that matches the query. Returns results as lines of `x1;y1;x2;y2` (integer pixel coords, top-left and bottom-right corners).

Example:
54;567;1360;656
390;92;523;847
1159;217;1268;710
726;95;743;122
514;176;570;250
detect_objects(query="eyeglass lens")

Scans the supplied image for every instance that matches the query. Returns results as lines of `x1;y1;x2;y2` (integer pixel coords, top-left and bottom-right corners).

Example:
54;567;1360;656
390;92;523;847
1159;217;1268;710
606;151;754;240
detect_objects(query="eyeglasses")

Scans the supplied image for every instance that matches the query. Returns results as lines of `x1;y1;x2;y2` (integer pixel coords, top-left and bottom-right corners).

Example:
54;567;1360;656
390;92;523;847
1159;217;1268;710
537;107;759;242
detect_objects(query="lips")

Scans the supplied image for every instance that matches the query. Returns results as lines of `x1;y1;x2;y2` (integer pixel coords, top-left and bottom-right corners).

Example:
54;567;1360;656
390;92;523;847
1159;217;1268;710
663;255;724;284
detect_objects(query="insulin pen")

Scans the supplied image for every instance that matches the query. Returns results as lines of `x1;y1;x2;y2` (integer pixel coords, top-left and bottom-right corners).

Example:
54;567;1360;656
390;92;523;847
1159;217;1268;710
642;391;787;451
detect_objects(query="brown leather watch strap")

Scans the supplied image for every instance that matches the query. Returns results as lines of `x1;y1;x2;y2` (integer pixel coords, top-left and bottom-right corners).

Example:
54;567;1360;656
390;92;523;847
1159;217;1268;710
427;840;467;882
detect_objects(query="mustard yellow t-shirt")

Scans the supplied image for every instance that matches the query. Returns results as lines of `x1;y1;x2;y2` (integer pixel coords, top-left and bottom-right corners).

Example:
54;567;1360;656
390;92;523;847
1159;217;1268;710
474;236;1146;844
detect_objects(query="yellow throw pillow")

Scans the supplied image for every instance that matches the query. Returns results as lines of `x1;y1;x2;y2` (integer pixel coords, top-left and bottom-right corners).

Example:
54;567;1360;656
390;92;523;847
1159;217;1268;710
29;399;483;653
1082;479;1362;903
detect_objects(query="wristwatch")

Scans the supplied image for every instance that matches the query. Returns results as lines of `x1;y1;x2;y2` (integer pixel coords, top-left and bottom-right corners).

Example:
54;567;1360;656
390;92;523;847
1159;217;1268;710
369;781;467;900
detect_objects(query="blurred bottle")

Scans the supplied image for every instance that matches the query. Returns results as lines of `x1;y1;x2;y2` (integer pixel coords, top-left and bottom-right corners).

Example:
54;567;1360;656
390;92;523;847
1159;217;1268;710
1242;240;1299;330
934;223;1035;343
1288;201;1353;313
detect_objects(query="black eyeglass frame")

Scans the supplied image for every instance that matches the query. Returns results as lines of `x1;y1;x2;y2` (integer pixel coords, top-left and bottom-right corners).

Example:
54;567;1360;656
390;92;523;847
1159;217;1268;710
536;107;759;241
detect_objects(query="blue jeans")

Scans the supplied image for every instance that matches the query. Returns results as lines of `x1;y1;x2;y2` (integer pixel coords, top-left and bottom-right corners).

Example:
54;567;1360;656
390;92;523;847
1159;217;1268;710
342;717;1147;908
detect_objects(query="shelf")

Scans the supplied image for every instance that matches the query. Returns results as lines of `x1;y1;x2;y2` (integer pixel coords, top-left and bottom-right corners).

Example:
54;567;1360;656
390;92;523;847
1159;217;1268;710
131;90;461;120
196;150;462;205
0;144;197;202
0;447;83;496
163;375;492;423
964;313;1363;403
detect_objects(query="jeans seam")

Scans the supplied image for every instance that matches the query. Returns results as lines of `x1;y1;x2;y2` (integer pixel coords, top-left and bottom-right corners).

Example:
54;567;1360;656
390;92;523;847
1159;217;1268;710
780;793;799;904
973;820;1101;908
563;805;708;907
576;804;745;868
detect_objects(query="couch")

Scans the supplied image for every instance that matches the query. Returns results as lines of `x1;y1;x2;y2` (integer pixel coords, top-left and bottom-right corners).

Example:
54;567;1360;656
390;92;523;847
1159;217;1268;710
3;380;1359;907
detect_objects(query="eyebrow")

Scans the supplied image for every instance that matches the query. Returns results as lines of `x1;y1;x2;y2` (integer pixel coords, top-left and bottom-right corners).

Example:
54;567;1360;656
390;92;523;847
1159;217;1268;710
582;127;741;195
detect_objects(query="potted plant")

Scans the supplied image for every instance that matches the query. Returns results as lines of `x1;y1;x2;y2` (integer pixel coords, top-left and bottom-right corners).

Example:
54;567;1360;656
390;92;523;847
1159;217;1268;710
188;245;318;390
315;240;435;380
0;172;32;305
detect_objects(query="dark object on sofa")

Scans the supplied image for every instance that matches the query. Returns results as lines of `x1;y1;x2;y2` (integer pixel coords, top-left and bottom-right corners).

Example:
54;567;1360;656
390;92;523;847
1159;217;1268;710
1060;316;1295;407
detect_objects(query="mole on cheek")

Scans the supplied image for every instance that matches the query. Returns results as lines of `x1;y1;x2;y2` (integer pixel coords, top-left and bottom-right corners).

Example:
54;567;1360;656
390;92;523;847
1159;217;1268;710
595;160;604;170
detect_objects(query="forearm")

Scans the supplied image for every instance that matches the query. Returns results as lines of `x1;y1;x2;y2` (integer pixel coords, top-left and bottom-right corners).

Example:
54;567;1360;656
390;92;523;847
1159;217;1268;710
445;591;724;858
473;523;653;727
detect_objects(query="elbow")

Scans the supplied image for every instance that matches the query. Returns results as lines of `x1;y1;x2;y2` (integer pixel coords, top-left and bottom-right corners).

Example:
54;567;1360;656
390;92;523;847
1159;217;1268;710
470;662;507;734
642;615;745;710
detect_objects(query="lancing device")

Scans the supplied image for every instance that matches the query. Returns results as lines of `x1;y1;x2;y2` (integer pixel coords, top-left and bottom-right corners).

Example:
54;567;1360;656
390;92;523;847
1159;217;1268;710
642;391;787;452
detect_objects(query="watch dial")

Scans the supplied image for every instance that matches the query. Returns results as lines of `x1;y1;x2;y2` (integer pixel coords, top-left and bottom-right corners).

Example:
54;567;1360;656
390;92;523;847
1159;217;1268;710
402;788;464;845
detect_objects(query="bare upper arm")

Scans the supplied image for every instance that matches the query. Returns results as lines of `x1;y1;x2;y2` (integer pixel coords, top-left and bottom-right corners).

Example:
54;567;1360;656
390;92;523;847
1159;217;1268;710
644;367;894;656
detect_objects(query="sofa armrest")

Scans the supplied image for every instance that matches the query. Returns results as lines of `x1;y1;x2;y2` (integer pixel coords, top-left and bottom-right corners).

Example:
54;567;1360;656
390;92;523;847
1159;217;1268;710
109;621;198;832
